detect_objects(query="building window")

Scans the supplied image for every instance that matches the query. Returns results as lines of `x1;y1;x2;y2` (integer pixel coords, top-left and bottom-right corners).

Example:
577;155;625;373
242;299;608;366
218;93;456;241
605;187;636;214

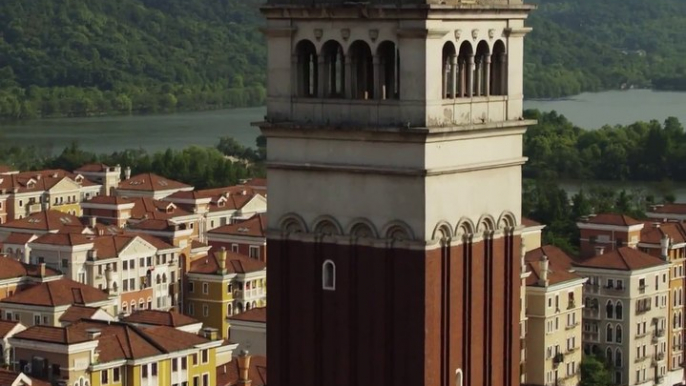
52;364;61;376
189;282;194;293
616;324;622;343
606;324;613;342
202;283;209;294
606;300;614;319
34;315;41;325
188;302;194;315
102;369;109;384
231;244;238;253
616;301;623;320
322;260;336;291
615;371;621;384
202;349;209;364
249;246;259;259
203;373;209;386
615;348;622;368
61;259;69;268
142;365;148;378
113;367;120;382
152;363;157;376
173;359;179;372
203;305;209;317
182;357;188;370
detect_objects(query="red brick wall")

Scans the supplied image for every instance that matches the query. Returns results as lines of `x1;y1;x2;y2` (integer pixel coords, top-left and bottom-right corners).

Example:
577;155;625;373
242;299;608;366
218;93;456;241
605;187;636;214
267;233;521;386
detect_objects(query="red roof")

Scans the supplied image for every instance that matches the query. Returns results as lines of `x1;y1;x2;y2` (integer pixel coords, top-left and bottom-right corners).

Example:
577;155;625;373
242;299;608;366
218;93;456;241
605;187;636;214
0;319;21;337
525;245;581;286
0;256;60;280
74;163;112;173
216;356;267;386
0;169;98;194
228;307;266;323
0;368;50;386
1;278;109;307
584;213;642;227
3;232;36;245
83;196;136;206
649;204;686;215
31;233;93;247
209;214;267;238
521;217;542;227
122;310;199;327
575;246;667;271
189;248;265;275
640;222;686;245
118;173;190;192
1;210;84;232
59;305;102;323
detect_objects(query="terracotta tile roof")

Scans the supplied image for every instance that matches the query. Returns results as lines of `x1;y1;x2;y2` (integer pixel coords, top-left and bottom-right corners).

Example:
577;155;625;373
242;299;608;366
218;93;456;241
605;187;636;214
118;173;190;192
649;203;686;215
575;246;668;271
228;307;266;323
31;233;93;247
189;248;266;275
0;169;98;194
122;310;199;327
0;256;60;280
0;165;18;174
0;319;20;337
244;178;267;189
191;240;209;250
1;278;109;307
74;163;111;173
89;234;173;260
525;245;581;286
84;196;136;206
208;214;267;238
1;210;84;232
584;213;642;227
521;217;542;227
59;305;101;323
216;356;267;386
128;218;175;231
137;325;210;352
640;222;686;245
0;368;51;386
128;197;193;220
13;325;90;344
3;232;36;245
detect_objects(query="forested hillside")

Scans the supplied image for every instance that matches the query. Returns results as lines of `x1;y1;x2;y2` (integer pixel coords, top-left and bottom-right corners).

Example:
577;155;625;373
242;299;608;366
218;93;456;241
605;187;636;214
2;0;686;119
0;0;266;119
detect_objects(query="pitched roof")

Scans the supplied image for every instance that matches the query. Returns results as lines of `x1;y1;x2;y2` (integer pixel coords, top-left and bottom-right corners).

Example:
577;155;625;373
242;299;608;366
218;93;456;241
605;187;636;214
3;232;36;245
0;256;60;281
216;356;267;386
128;197;193;220
575;246;668;271
525;245;581;286
0;368;51;386
118;173;190;192
122;310;199;327
640;222;686;245
31;233;93;247
74;163;111;173
208;214;267;238
521;217;542;227
1;210;84;232
0;169;98;194
83;195;136;206
189;248;266;275
0;319;21;337
228;307;266;323
649;203;686;215
13;325;91;344
59;305;101;323
0;165;18;174
584;213;642;227
1;279;109;307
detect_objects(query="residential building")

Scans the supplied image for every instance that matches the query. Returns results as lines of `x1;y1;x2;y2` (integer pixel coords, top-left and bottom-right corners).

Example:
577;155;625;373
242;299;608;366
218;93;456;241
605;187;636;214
227;307;266;356
0;257;61;301
524;245;585;386
121;309;203;334
207;214;267;262
186;247;266;339
80;196;136;227
577;213;644;258
27;233;181;314
575;246;670;386
0;320;26;367
0;169;101;221
0;278;117;327
646;204;686;222
115;173;193;199
8;319;224;386
73;163;122;196
1;233;37;263
216;352;266;386
0;211;87;246
637;221;686;385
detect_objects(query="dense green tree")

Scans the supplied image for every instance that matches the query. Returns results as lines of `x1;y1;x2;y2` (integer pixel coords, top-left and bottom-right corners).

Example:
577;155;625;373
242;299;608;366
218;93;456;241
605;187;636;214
579;355;612;386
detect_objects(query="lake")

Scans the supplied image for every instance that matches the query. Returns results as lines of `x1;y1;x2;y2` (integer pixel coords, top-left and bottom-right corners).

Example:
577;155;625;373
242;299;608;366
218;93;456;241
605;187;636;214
1;89;685;155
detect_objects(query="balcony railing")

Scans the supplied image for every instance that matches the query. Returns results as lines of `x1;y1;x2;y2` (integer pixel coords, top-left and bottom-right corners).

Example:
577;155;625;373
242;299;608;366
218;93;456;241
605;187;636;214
634;354;650;364
635;378;654;385
657;376;665;384
585;282;600;294
567;300;576;309
565;322;580;330
639;284;647;294
636;306;652;315
655;352;665;361
553;353;564;366
656;328;666;337
583;309;601;320
605;286;625;294
635;330;651;339
583;331;600;342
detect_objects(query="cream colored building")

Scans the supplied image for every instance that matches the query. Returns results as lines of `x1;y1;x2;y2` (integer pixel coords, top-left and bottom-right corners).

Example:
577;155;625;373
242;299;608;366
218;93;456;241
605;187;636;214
576;246;670;386
525;245;586;386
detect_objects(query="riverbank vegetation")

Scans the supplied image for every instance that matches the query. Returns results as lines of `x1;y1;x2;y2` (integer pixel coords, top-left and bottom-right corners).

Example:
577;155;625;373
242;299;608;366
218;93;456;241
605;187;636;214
0;0;265;119
3;0;686;118
0;136;266;189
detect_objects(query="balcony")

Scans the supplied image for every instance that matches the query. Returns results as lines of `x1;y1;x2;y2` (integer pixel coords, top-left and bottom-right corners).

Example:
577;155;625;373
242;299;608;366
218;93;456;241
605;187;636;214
585;282;600;294
583;331;600;342
560;370;579;381
635;330;651;339
583;309;601;320
565;322;580;330
655;352;665;361
553;353;565;366
566;346;579;355
636;306;652;315
28;203;42;213
639;284;647;294
634;355;650;364
604;285;625;295
567;300;577;310
657;376;665;384
656;328;666;337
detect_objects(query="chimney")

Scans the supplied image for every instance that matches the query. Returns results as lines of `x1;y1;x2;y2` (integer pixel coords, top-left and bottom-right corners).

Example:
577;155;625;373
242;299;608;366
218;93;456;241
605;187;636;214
538;255;549;287
653;222;661;228
124;167;131;180
594;246;605;256
85;328;101;339
661;234;670;260
217;247;228;274
89;216;97;228
202;327;219;340
39;263;46;278
237;350;252;385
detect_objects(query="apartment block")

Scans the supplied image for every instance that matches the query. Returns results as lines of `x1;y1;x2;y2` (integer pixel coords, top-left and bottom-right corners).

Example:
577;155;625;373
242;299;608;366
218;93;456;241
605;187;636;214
74;163;122;196
524;245;586;386
576;247;670;386
185;248;266;339
577;214;644;258
206;214;267;263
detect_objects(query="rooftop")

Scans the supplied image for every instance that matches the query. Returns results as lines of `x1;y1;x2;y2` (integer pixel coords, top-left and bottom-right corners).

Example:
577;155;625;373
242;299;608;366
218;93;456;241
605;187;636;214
525;245;581;287
0;319;21;337
0;256;60;281
208;214;267;238
0;210;85;232
58;305;102;323
581;213;642;227
118;173;191;192
122;309;200;327
1;278;109;307
228;307;266;324
216;355;267;386
189;248;266;275
575;246;668;271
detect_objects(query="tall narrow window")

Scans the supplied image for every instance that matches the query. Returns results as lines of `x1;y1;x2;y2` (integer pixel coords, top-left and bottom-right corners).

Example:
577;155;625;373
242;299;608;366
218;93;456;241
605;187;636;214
473;41;490;97
615;301;623;320
295;40;318;97
377;41;400;100
606;300;614;319
442;42;457;99
322;40;345;97
455;369;463;386
616;324;623;343
457;41;474;98
606;324;613;342
323;260;336;290
349;41;374;99
490;40;507;96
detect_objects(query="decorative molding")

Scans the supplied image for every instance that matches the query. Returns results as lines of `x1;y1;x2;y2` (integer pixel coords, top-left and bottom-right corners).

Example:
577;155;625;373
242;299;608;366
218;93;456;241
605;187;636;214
454;29;462;40
396;28;449;39
341;28;350;41
471;29;479;39
259;26;297;38
314;28;323;41
369;29;379;42
488;29;496;39
504;27;532;37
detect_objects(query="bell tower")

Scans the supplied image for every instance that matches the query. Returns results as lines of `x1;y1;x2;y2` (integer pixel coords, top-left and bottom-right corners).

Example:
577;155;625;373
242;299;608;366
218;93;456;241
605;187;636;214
259;0;535;384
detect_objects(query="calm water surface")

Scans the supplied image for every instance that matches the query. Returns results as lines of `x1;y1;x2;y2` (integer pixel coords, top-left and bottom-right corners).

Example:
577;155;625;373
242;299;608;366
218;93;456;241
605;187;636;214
1;89;685;155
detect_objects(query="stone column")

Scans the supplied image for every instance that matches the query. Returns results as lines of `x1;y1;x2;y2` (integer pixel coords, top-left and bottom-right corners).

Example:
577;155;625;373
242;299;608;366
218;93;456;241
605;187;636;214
467;55;475;98
484;54;491;97
443;57;450;99
450;55;458;99
318;56;326;98
291;54;299;97
344;56;353;99
458;60;464;98
373;55;380;100
500;54;508;95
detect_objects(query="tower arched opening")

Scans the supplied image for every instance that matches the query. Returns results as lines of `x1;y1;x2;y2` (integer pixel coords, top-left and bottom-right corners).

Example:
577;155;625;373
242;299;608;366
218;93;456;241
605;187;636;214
321;40;345;98
348;41;374;99
490;40;507;96
442;42;457;99
377;41;400;100
457;41;474;98
474;41;490;97
295;40;318;98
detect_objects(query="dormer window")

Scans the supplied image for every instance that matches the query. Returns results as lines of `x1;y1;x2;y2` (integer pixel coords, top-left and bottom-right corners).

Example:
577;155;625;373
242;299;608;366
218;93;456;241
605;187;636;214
322;260;336;291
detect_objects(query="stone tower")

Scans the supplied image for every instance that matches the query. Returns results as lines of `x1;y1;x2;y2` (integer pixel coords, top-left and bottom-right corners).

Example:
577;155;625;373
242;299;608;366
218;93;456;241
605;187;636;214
259;0;535;384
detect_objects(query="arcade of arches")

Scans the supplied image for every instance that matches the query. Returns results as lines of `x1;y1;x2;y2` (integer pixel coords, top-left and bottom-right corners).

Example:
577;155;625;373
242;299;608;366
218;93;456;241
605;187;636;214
294;38;507;100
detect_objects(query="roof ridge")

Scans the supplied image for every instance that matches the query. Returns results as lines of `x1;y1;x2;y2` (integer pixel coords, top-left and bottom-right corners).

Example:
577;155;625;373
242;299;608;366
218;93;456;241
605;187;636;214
46;282;56;306
128;324;169;353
